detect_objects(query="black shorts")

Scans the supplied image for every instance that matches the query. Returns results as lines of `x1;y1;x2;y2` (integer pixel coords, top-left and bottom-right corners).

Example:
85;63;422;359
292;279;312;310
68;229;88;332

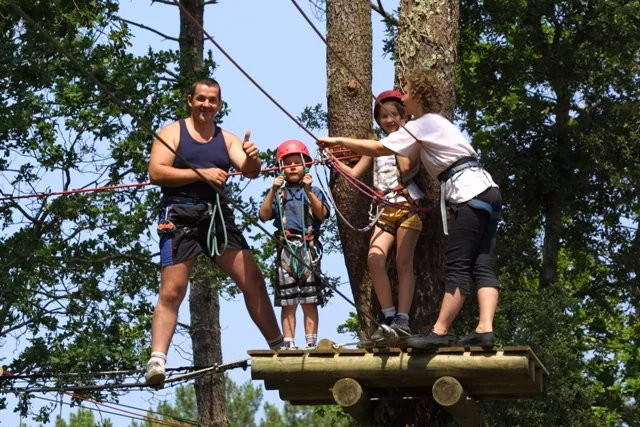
444;186;502;295
159;200;250;267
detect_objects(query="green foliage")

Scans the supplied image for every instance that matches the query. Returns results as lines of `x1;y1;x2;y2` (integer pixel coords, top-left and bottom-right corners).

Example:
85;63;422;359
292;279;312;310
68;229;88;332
52;409;113;427
0;0;216;422
452;0;640;425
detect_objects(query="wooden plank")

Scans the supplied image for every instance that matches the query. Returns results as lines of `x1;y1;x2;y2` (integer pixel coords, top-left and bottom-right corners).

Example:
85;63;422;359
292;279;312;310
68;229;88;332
251;351;531;382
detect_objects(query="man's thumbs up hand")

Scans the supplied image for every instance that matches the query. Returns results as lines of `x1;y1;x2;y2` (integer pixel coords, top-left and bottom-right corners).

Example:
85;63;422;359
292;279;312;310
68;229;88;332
242;130;259;160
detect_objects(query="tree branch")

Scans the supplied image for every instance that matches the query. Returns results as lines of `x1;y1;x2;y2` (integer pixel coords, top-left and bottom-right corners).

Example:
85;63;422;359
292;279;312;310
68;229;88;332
117;17;179;42
150;0;177;5
371;1;398;26
0;298;10;336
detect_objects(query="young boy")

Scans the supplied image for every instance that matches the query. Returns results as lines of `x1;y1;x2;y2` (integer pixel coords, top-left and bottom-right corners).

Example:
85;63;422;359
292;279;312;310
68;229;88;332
259;140;330;349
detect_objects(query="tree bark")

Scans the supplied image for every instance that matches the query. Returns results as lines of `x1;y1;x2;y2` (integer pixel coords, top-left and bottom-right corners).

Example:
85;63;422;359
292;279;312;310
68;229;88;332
395;0;459;119
179;0;205;76
189;259;228;427
179;0;227;424
378;0;461;425
326;0;376;335
392;0;459;337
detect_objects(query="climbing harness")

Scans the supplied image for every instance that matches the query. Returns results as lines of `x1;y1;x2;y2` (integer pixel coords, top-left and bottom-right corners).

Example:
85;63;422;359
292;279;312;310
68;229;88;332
371;154;424;235
275;186;322;280
158;194;228;258
438;156;499;235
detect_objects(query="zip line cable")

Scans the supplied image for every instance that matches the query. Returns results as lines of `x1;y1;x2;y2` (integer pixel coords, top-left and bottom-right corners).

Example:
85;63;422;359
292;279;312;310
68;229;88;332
6;0;380;333
3;369;196;427
29;395;195;427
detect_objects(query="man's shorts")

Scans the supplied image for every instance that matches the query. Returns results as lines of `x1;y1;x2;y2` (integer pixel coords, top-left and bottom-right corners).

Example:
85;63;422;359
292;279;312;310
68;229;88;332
274;243;322;307
159;200;250;267
377;201;423;233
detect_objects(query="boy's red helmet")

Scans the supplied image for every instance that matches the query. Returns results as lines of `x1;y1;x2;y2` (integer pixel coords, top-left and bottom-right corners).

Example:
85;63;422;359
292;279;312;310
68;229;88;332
276;140;312;162
373;89;404;120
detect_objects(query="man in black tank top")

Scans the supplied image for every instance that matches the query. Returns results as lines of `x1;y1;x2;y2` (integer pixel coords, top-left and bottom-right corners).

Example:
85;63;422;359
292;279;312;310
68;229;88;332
145;78;284;387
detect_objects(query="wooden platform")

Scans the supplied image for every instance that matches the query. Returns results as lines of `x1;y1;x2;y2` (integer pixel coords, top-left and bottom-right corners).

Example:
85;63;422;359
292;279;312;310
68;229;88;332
248;339;548;405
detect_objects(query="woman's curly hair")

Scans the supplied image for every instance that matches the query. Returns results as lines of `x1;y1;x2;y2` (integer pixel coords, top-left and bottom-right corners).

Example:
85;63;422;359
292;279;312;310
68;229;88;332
406;69;444;114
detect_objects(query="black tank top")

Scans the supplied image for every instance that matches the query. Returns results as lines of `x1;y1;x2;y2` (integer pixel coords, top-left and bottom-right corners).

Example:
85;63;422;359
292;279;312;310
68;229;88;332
161;119;230;202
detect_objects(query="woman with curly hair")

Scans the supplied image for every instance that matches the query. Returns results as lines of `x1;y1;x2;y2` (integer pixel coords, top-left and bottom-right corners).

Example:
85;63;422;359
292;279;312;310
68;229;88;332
318;69;502;349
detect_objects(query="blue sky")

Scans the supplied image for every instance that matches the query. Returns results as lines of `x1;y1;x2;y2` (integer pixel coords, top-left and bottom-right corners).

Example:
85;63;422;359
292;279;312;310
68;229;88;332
2;0;400;424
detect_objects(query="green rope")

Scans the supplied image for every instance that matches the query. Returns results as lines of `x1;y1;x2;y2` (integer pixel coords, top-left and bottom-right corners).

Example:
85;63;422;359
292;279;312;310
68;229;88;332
206;192;228;257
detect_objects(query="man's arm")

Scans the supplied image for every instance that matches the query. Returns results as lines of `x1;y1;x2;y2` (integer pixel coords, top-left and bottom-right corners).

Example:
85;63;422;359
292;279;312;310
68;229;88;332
226;130;262;179
149;122;200;187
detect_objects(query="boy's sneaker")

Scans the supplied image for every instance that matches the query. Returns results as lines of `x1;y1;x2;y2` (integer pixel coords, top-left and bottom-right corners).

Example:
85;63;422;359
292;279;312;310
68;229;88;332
145;359;166;388
370;313;396;342
458;331;495;347
280;341;298;350
390;315;412;338
407;330;457;349
304;342;317;350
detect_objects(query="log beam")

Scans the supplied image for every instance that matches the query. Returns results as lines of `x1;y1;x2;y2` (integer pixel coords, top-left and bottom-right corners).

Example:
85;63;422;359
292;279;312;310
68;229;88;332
332;378;371;427
432;376;485;427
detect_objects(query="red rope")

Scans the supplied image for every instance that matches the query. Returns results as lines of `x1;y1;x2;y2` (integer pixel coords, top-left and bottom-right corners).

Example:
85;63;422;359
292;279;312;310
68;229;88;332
0;154;363;202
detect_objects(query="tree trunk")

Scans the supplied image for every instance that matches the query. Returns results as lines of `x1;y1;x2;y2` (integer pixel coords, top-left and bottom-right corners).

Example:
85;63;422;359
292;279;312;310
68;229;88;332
327;0;459;424
179;0;204;77
326;0;376;335
189;259;228;427
178;1;227;424
395;0;459;120
381;1;460;425
540;82;570;289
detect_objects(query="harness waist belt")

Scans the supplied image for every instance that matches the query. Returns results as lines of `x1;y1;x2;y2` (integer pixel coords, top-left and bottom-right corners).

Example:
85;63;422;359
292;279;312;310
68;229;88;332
438;156;478;182
162;195;214;205
438;156;479;235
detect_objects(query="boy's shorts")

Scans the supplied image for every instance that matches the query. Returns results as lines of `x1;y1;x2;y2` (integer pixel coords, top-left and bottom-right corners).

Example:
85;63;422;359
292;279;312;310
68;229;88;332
274;241;322;307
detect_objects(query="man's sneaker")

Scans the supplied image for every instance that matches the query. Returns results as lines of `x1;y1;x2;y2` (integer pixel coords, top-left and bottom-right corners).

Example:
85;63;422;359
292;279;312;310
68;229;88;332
304;342;317;350
390;315;412;338
407;330;457;349
280;341;298;350
370;313;396;342
458;331;495;347
145;359;166;388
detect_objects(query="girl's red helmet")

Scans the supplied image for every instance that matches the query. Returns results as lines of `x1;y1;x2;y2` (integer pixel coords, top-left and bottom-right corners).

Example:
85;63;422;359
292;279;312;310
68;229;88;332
373;89;404;120
276;140;312;163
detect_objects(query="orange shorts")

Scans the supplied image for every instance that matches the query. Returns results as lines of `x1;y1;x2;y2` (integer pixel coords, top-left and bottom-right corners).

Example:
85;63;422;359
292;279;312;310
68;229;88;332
377;202;423;233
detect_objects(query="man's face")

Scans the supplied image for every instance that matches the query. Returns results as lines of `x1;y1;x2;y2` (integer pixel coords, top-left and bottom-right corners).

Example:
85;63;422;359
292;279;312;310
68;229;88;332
188;84;221;124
